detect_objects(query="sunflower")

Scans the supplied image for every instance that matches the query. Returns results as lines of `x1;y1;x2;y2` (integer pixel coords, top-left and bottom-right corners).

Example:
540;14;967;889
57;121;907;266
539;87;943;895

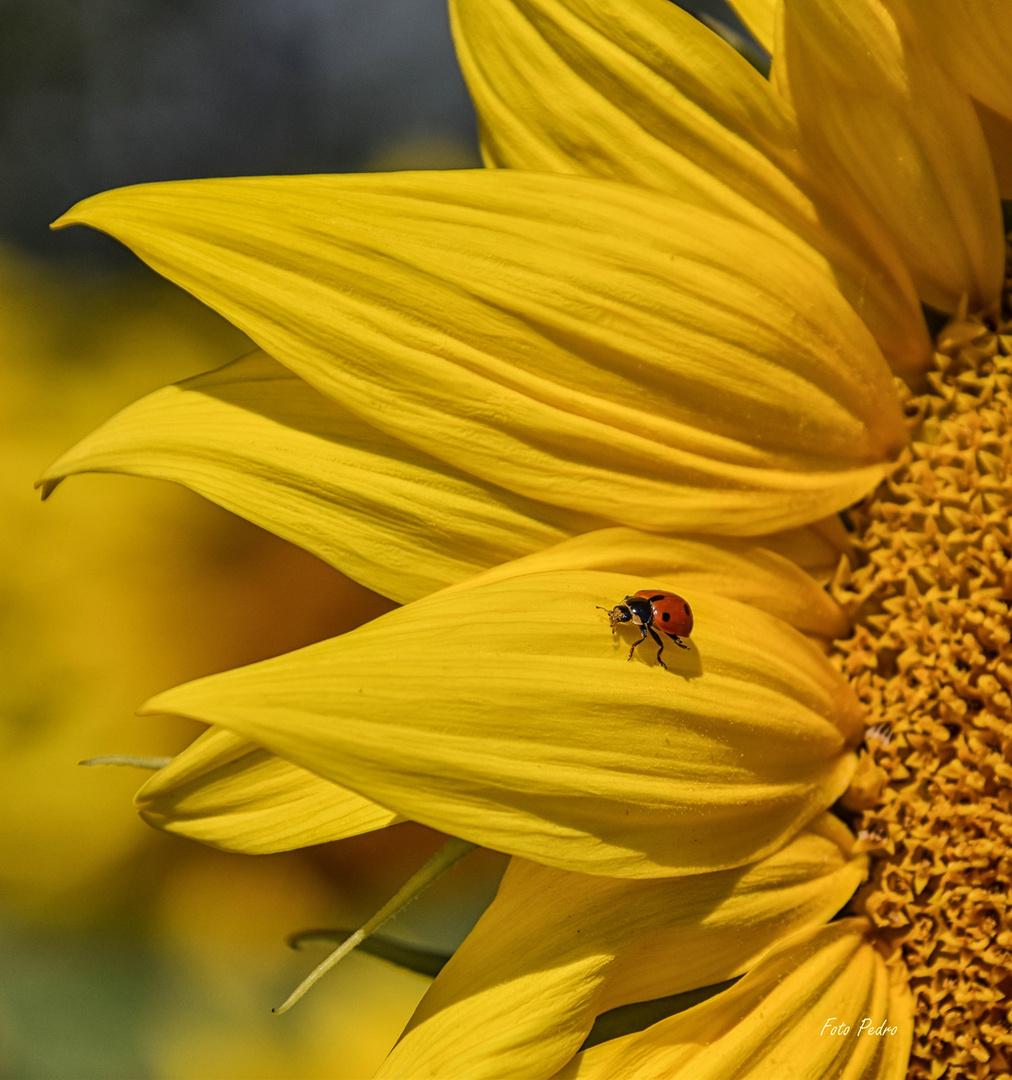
38;1;1012;1077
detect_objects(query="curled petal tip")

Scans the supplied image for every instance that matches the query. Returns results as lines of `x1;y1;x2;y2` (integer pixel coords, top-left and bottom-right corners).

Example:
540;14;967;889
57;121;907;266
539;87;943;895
50;209;80;231
136;693;171;718
35;476;60;500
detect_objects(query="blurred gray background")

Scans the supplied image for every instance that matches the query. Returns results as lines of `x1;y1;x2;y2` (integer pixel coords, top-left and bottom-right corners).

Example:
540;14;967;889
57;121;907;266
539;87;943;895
0;0;747;268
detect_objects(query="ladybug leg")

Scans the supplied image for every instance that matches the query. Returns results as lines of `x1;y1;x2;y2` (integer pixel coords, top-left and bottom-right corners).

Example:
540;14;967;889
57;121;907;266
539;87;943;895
626;624;649;661
646;625;669;670
672;635;690;651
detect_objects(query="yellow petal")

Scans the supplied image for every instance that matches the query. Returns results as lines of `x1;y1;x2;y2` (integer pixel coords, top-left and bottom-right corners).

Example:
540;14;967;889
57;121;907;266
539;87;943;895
139;570;861;878
377;815;865;1080
450;0;796;208
450;0;931;378
134;726;401;854
975;100;1012;200
902;0;1012;121
441;527;849;640
37;349;599;604
557;918;913;1080
776;0;1004;312
55;171;906;535
753;516;850;585
728;0;776;54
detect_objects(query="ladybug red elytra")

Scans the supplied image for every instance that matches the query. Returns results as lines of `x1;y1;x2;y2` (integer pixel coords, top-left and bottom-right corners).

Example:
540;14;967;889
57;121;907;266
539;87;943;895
599;590;693;670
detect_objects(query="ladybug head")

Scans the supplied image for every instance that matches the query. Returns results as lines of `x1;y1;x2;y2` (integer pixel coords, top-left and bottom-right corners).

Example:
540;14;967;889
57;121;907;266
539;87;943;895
598;602;632;630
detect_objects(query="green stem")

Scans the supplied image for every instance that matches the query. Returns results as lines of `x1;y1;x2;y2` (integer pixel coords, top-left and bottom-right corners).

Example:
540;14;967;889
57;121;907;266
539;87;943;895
79;755;171;770
273;836;478;1014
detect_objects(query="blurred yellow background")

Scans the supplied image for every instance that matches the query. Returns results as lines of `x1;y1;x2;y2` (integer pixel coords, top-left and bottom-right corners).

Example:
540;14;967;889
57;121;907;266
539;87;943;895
0;243;503;1079
0;2;738;1073
0;5;503;1074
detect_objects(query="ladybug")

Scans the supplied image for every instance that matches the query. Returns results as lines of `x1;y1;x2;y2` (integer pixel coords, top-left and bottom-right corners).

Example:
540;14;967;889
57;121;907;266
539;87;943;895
599;590;693;670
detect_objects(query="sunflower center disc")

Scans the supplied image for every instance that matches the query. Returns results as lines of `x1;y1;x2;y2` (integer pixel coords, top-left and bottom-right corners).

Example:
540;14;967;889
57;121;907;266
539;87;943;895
831;257;1012;1078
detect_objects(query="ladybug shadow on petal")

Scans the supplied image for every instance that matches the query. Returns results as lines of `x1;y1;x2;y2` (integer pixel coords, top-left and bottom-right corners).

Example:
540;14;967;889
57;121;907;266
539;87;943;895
598;591;696;674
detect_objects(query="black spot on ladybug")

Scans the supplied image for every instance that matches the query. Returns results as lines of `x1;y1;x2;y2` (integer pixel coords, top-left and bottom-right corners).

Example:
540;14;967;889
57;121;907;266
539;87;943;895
599;589;692;670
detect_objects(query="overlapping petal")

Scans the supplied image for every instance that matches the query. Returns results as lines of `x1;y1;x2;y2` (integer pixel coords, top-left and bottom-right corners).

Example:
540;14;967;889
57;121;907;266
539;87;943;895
975;102;1012;199
555;918;913;1080
134;726;401;854
441;527;849;640
134;529;848;853
37;349;601;604
900;0;1012;121
36;4;982;1078
728;0;776;54
450;0;801;209
377;815;865;1080
750;516;849;584
776;0;1004;313
138;570;861;878
450;0;931;377
55;171;907;535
